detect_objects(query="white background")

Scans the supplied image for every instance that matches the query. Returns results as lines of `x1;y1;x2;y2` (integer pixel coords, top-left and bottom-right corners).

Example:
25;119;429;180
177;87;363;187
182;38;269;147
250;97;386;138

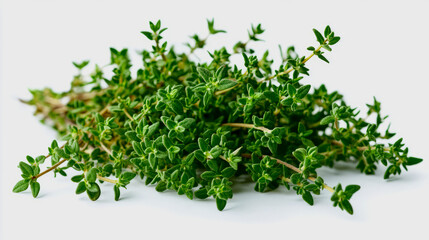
1;0;429;239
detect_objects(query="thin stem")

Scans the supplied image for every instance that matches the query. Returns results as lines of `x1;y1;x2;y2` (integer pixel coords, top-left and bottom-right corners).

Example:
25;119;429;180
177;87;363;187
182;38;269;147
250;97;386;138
301;40;328;65
264;155;334;193
33;158;67;179
281;176;292;183
349;113;372;132
214;85;237;95
30;99;113;180
33;140;77;179
155;38;167;61
308;176;335;193
263;155;301;173
123;109;134;122
219;155;230;164
214;39;330;96
100;103;112;116
331;139;389;152
97;175;118;184
189;34;210;54
221;123;272;133
99;141;113;156
263;38;329;82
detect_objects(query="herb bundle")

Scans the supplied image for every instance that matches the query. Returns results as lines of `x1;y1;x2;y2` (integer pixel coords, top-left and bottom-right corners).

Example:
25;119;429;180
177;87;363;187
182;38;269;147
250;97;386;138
13;20;422;214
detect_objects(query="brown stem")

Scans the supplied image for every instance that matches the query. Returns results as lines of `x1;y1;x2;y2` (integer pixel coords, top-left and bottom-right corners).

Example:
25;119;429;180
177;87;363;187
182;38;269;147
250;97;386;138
263;155;301;173
33;158;67;179
29;98;113;180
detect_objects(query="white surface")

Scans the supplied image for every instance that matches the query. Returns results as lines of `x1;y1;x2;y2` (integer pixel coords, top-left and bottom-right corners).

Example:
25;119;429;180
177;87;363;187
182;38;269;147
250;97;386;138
1;1;429;239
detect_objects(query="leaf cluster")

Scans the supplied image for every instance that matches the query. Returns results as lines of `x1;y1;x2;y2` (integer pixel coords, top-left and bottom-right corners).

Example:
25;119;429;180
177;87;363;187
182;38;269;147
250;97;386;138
14;20;422;214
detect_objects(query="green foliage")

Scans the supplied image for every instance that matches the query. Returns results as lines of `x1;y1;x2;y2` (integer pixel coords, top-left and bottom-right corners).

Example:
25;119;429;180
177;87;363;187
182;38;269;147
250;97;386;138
13;20;422;215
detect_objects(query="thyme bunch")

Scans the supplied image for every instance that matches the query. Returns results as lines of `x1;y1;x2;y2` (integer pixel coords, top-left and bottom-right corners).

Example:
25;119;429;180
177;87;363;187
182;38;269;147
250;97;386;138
13;20;422;214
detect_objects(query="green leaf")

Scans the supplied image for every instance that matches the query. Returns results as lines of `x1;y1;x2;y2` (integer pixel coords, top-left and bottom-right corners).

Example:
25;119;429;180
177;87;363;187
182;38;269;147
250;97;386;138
264;91;279;102
324;25;331;38
207;160;218;172
147;122;160;137
320;116;335;125
229;161;238;170
35;155;46;164
86;168;97;183
267;140;277;154
207;18;226;34
345;185;361;197
179;118;195;129
12;179;29;193
384;165;394;179
141;31;153;40
317;53;330;63
26;156;35;164
72;60;89;70
304;184;318;191
302;191;314;205
209;146;222;159
132;141;143;156
287;84;296;97
201;171;216;180
164;119;176;130
341;199;354;215
162;135;173;149
30;181;40;198
197;67;212;82
75;181;86;194
217;79;237;90
120;172;136;182
321;44;332;52
198;138;209;152
280;97;294;106
203;91;211;107
313;28;325;44
125;131;140;142
19;161;33;176
148;153;157;169
71;174;84;183
211;134;221;146
194;150;205;162
301;138;315;147
155;181;167;192
55;148;70;159
216;197;227;211
406;157;423;166
86;183;101;201
242;52;249;67
253;116;263;127
195;188;208;199
329;36;341;45
296;85;311;99
221;167;236;178
114;185;120;201
293;148;306;162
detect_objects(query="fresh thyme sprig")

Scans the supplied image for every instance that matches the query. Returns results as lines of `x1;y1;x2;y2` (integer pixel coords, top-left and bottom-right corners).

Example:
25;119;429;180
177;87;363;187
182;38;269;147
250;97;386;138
13;19;422;214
